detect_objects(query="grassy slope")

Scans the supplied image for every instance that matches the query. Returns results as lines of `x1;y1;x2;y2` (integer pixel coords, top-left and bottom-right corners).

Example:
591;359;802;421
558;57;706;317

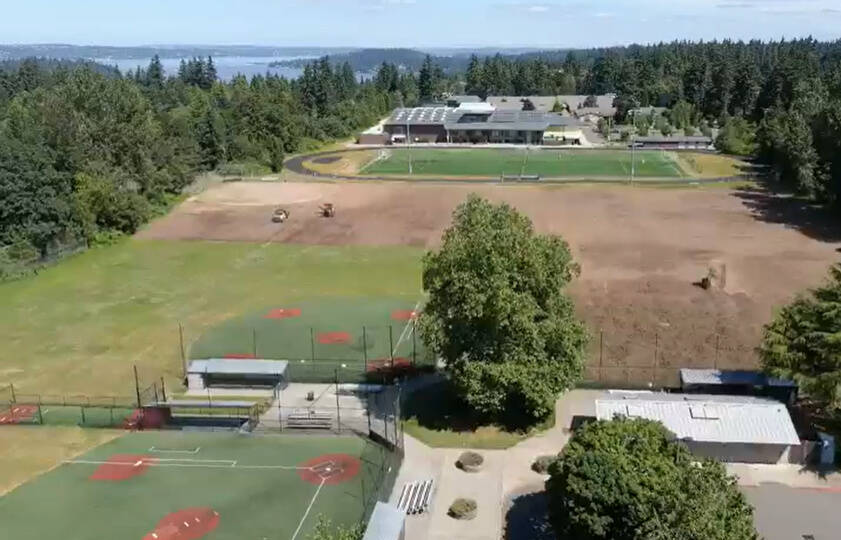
0;426;120;495
0;239;423;397
362;148;684;178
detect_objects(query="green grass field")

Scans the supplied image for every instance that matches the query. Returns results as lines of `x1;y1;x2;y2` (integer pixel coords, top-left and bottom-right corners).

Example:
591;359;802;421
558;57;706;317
361;148;686;178
0;239;424;397
0;431;396;540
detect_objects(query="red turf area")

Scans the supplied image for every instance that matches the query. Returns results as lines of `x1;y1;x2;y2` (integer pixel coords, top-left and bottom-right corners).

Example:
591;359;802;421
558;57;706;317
264;308;302;320
0;404;38;424
391;310;419;321
89;454;154;481
316;332;352;345
142;508;220;540
298;453;361;486
123;408;168;430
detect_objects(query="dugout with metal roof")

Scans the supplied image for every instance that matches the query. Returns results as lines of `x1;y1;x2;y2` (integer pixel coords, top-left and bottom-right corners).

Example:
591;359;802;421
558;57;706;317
680;368;798;404
596;392;801;464
187;359;288;391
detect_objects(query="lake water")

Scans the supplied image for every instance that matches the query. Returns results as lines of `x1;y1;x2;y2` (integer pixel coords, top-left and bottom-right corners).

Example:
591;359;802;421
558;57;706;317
96;55;310;80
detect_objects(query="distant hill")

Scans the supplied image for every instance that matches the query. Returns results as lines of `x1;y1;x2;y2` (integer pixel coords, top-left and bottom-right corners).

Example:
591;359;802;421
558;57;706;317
0;44;354;61
0;57;121;77
270;48;474;73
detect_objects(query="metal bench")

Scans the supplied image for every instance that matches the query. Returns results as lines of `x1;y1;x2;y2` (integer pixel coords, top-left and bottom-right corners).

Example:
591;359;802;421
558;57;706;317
285;411;333;430
396;479;435;515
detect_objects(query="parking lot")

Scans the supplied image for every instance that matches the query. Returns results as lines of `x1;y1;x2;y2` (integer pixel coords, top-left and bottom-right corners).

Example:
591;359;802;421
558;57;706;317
742;484;841;540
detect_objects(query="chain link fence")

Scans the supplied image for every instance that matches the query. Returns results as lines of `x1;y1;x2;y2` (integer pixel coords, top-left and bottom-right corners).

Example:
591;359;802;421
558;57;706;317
583;328;757;389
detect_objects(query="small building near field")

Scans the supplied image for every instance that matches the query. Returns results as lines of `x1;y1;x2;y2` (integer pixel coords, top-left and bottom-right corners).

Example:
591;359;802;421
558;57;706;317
381;102;584;145
634;135;713;149
187;359;288;391
362;502;406;540
596;392;801;464
680;369;798;405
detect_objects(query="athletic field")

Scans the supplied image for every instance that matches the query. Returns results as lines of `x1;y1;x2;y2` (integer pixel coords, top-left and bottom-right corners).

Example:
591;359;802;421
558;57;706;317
0;431;396;540
190;297;430;382
361;148;686;178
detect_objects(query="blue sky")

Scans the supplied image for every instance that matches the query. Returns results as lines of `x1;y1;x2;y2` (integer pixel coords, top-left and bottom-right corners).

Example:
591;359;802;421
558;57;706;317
3;0;839;48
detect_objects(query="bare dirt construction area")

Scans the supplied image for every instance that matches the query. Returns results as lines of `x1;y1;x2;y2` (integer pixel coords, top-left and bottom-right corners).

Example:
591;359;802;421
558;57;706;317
140;181;841;386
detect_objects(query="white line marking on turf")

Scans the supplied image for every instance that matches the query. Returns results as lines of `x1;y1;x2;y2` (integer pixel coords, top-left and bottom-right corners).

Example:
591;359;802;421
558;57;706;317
63;459;312;471
290;478;326;540
148;446;201;454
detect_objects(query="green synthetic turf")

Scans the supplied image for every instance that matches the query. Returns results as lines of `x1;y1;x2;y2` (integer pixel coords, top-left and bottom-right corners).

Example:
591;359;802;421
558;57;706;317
362;148;684;178
190;297;429;382
0;431;395;540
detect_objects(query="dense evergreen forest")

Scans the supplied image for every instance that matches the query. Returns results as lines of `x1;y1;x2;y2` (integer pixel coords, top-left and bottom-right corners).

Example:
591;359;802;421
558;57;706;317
0;56;411;276
2;38;841;277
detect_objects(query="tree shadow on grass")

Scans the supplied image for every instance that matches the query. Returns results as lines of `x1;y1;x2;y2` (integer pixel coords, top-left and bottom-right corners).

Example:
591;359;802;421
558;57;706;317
731;184;841;243
504;491;553;540
401;378;552;434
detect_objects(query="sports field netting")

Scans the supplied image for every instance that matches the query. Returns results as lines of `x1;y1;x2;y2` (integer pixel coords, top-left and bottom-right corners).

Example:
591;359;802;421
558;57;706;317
361;148;685;178
188;297;431;383
0;431;399;540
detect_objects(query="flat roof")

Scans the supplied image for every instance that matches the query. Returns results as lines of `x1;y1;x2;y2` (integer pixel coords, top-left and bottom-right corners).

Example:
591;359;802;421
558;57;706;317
157;399;256;408
188;359;288;376
680;369;797;388
596;392;800;446
636;135;712;143
362;502;405;540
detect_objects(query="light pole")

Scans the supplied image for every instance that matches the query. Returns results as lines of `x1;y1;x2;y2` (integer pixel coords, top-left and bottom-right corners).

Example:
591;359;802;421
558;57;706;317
406;119;413;175
629;105;638;184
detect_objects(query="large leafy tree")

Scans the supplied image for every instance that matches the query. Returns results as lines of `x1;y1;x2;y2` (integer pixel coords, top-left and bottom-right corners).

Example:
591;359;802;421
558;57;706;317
760;264;841;409
546;418;756;540
419;195;588;423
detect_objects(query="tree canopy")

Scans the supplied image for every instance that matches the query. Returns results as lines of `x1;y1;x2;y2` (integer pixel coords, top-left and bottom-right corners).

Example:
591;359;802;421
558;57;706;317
546;418;757;540
419;195;588;423
760;263;841;409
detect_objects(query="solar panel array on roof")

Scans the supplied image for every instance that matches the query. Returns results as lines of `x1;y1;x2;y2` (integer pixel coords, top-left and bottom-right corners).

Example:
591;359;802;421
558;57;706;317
388;107;451;125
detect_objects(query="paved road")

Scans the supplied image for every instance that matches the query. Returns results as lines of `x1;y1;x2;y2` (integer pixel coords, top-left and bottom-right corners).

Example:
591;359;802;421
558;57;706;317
742;483;841;540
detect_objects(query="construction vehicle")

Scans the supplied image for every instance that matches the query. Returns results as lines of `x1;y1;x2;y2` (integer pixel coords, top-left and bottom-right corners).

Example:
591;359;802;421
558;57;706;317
319;203;335;218
272;208;289;223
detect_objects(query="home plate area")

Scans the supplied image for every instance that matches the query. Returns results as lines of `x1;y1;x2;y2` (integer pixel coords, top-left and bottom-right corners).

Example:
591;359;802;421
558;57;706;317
1;432;385;540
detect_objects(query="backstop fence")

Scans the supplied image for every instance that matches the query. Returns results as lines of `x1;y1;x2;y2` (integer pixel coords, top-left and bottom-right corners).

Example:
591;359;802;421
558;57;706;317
182;321;437;385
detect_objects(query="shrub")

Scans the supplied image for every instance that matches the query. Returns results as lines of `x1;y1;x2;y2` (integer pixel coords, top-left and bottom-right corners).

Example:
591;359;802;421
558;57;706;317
456;451;484;472
531;455;558;474
448;498;477;520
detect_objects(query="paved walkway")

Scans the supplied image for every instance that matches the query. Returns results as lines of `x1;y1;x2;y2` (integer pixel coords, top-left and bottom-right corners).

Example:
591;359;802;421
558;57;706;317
393;390;600;540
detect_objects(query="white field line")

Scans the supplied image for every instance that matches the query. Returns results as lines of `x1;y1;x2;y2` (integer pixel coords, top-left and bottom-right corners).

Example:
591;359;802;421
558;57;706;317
391;298;424;358
148;446;201;454
63;458;339;473
290;478;326;540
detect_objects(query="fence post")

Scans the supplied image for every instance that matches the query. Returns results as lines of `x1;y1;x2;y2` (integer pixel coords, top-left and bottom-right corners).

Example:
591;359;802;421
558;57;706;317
253;328;258;358
179;323;187;379
160;377;167;403
80;405;86;426
714;334;720;368
37;403;43;424
310;328;316;362
133;365;142;408
412;319;417;366
9;383;15;404
362;326;368;370
599;330;604;383
388;326;394;370
654;333;659;387
334;369;341;433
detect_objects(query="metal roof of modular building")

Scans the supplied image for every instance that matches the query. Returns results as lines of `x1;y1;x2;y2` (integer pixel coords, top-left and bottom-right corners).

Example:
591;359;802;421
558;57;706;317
361;502;405;540
188;359;289;376
636;135;712;143
596;393;800;446
680;369;797;388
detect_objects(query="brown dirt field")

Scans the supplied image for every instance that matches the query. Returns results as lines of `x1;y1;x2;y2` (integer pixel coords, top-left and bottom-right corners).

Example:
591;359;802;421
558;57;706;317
139;181;841;387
